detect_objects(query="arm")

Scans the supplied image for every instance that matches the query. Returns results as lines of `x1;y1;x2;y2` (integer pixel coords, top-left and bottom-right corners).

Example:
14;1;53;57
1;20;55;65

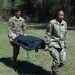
8;19;13;38
22;19;26;36
64;22;67;48
44;21;53;50
8;18;17;40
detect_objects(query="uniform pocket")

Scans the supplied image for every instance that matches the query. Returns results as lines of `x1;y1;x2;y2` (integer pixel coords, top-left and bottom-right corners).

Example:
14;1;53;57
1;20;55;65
51;42;60;48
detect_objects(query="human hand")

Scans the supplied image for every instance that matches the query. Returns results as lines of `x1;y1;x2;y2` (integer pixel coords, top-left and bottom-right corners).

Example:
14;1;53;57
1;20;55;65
9;37;13;42
45;45;49;51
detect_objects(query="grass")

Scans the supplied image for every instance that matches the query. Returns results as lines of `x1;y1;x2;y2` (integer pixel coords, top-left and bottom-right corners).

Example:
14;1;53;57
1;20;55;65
0;22;75;75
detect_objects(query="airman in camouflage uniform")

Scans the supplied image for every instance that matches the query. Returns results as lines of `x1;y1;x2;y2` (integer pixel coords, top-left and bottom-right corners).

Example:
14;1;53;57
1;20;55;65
45;10;67;75
8;9;26;65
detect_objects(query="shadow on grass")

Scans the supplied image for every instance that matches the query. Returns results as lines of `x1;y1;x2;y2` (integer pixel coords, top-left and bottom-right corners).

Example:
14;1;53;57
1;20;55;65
0;57;51;75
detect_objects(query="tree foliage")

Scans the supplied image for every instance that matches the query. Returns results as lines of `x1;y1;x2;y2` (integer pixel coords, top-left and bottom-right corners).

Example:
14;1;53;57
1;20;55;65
0;0;75;25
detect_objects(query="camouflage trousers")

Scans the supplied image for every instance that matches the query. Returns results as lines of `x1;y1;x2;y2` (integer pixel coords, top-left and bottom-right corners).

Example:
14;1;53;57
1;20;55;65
10;41;20;62
49;47;66;72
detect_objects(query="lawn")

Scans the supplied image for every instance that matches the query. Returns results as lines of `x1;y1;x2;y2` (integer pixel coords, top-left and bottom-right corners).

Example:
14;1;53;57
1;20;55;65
0;23;75;75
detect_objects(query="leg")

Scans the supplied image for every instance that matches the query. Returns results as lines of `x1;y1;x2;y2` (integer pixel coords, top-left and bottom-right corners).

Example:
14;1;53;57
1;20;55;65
49;48;60;75
59;48;66;68
13;45;20;65
10;41;20;65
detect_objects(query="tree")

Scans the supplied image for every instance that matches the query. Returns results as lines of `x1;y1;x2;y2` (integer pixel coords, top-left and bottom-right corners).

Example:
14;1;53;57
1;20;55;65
0;0;75;25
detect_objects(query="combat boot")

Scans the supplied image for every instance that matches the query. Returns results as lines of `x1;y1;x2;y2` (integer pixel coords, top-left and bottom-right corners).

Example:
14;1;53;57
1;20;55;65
52;71;58;75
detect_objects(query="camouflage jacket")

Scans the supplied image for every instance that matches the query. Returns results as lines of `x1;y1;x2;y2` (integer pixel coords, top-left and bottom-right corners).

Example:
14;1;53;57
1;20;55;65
8;16;26;39
45;19;67;48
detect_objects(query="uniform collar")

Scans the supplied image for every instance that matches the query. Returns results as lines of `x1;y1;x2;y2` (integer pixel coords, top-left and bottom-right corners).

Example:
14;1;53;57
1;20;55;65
13;16;22;21
54;19;64;26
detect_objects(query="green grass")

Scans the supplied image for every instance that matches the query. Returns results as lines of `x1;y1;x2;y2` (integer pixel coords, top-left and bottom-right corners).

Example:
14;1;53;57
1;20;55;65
0;23;75;75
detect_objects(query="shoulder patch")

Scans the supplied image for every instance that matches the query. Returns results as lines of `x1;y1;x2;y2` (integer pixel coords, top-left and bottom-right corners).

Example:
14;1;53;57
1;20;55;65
54;22;58;25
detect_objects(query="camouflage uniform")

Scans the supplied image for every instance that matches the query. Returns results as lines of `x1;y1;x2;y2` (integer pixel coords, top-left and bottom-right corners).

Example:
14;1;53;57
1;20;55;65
8;16;26;62
45;19;67;73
